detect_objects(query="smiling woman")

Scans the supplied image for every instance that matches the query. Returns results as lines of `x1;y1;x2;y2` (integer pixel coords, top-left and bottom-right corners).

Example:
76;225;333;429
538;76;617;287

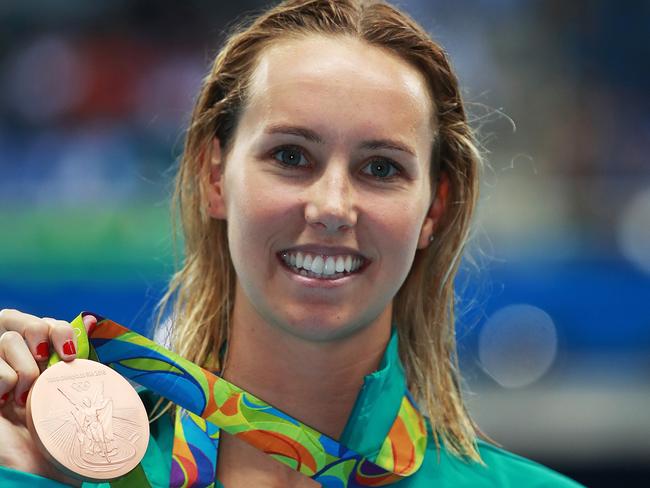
205;34;439;349
0;1;584;487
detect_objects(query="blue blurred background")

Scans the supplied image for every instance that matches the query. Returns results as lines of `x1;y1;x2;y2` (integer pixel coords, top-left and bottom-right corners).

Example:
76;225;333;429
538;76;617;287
1;1;648;485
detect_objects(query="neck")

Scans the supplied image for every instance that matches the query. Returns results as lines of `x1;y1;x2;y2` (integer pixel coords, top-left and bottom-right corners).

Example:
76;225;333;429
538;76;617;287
221;286;392;439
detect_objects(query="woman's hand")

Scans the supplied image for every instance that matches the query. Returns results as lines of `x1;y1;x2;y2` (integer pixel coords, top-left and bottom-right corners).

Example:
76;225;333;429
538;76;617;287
0;309;96;485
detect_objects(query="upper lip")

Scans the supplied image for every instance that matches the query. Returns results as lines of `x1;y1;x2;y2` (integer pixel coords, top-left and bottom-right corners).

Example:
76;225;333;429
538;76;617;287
279;244;368;259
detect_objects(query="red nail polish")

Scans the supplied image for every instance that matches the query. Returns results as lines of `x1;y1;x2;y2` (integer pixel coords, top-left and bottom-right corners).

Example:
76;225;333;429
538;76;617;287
1;392;9;403
20;391;29;405
36;341;50;359
63;340;76;356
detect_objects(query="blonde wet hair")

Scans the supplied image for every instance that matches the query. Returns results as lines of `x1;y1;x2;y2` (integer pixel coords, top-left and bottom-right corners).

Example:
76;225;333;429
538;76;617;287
155;0;488;463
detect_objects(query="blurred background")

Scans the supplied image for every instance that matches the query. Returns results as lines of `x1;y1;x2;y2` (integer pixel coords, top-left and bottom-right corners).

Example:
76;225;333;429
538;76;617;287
0;0;648;485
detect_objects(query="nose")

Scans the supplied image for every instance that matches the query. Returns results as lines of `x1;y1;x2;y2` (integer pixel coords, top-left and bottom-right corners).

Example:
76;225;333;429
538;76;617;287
304;163;357;233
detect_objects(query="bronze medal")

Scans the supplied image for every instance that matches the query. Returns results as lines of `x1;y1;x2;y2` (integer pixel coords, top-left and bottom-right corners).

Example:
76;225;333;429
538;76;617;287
26;358;149;482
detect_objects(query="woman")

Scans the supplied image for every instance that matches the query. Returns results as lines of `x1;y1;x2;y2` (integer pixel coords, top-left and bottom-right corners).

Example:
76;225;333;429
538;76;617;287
0;0;583;486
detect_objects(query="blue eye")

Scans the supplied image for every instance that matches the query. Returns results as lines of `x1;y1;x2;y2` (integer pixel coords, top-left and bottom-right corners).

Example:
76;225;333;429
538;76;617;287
362;159;400;179
272;146;307;167
271;146;402;181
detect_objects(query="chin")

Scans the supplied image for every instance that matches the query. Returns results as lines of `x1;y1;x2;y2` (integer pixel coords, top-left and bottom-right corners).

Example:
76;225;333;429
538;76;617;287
271;312;368;343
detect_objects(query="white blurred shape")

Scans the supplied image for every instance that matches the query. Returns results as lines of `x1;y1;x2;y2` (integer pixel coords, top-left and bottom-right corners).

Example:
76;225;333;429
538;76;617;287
32;126;137;207
4;36;85;123
475;172;576;260
618;187;650;275
478;304;558;388
153;315;173;349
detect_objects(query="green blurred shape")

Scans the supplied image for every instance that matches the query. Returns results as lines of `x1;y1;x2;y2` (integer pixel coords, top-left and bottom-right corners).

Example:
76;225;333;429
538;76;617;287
0;204;182;283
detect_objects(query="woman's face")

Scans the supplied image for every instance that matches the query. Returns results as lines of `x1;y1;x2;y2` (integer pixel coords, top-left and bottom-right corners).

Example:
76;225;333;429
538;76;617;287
209;35;442;342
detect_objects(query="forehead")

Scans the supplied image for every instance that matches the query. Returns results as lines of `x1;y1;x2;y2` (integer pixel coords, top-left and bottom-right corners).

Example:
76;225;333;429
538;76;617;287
241;35;434;141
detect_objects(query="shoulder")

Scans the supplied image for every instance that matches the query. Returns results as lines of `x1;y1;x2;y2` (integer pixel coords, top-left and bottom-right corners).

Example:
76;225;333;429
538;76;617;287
405;428;585;487
473;439;584;487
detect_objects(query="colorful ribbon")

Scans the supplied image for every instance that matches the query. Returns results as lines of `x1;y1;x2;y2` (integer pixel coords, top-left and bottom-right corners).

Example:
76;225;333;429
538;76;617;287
172;407;220;488
76;312;427;487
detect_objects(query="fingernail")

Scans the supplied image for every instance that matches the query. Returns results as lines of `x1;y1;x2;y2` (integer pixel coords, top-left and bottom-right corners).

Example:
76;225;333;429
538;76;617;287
19;390;29;405
36;341;50;359
0;392;9;403
63;340;76;356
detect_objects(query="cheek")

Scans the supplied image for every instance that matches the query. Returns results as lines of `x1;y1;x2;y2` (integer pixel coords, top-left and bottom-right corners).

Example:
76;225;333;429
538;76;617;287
227;172;297;256
365;196;427;273
370;198;424;244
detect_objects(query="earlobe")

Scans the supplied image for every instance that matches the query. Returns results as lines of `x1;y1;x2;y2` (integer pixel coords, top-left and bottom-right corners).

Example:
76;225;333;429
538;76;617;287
206;137;227;220
417;172;450;249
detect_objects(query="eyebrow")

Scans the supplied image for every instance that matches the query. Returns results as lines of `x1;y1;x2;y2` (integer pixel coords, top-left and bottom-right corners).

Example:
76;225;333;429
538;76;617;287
264;123;416;157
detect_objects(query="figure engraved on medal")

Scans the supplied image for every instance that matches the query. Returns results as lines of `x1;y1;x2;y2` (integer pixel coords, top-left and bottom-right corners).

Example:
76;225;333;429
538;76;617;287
27;358;150;481
37;380;142;472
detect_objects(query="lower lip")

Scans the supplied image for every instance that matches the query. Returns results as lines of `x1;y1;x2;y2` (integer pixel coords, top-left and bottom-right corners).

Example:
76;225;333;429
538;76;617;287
277;256;365;289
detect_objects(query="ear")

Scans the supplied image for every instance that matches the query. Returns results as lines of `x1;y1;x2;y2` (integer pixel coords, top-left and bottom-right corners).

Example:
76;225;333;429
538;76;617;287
206;137;227;220
417;172;449;249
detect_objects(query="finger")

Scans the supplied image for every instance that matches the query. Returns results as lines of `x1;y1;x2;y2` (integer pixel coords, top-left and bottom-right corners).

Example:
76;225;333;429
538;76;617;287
0;331;40;406
0;308;52;362
83;314;98;335
0;308;40;335
0;358;19;405
23;319;51;362
42;318;77;361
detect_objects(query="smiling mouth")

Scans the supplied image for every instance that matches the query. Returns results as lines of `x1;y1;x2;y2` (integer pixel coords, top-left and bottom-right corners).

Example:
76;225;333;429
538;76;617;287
278;250;368;280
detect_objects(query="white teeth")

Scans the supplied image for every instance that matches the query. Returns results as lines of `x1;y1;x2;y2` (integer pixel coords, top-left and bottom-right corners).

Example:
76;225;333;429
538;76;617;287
335;256;345;273
323;256;336;275
311;255;324;274
281;251;365;277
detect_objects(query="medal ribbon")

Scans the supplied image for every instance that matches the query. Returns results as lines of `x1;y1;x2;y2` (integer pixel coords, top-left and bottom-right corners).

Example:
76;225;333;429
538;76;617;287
74;312;427;487
172;407;220;487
